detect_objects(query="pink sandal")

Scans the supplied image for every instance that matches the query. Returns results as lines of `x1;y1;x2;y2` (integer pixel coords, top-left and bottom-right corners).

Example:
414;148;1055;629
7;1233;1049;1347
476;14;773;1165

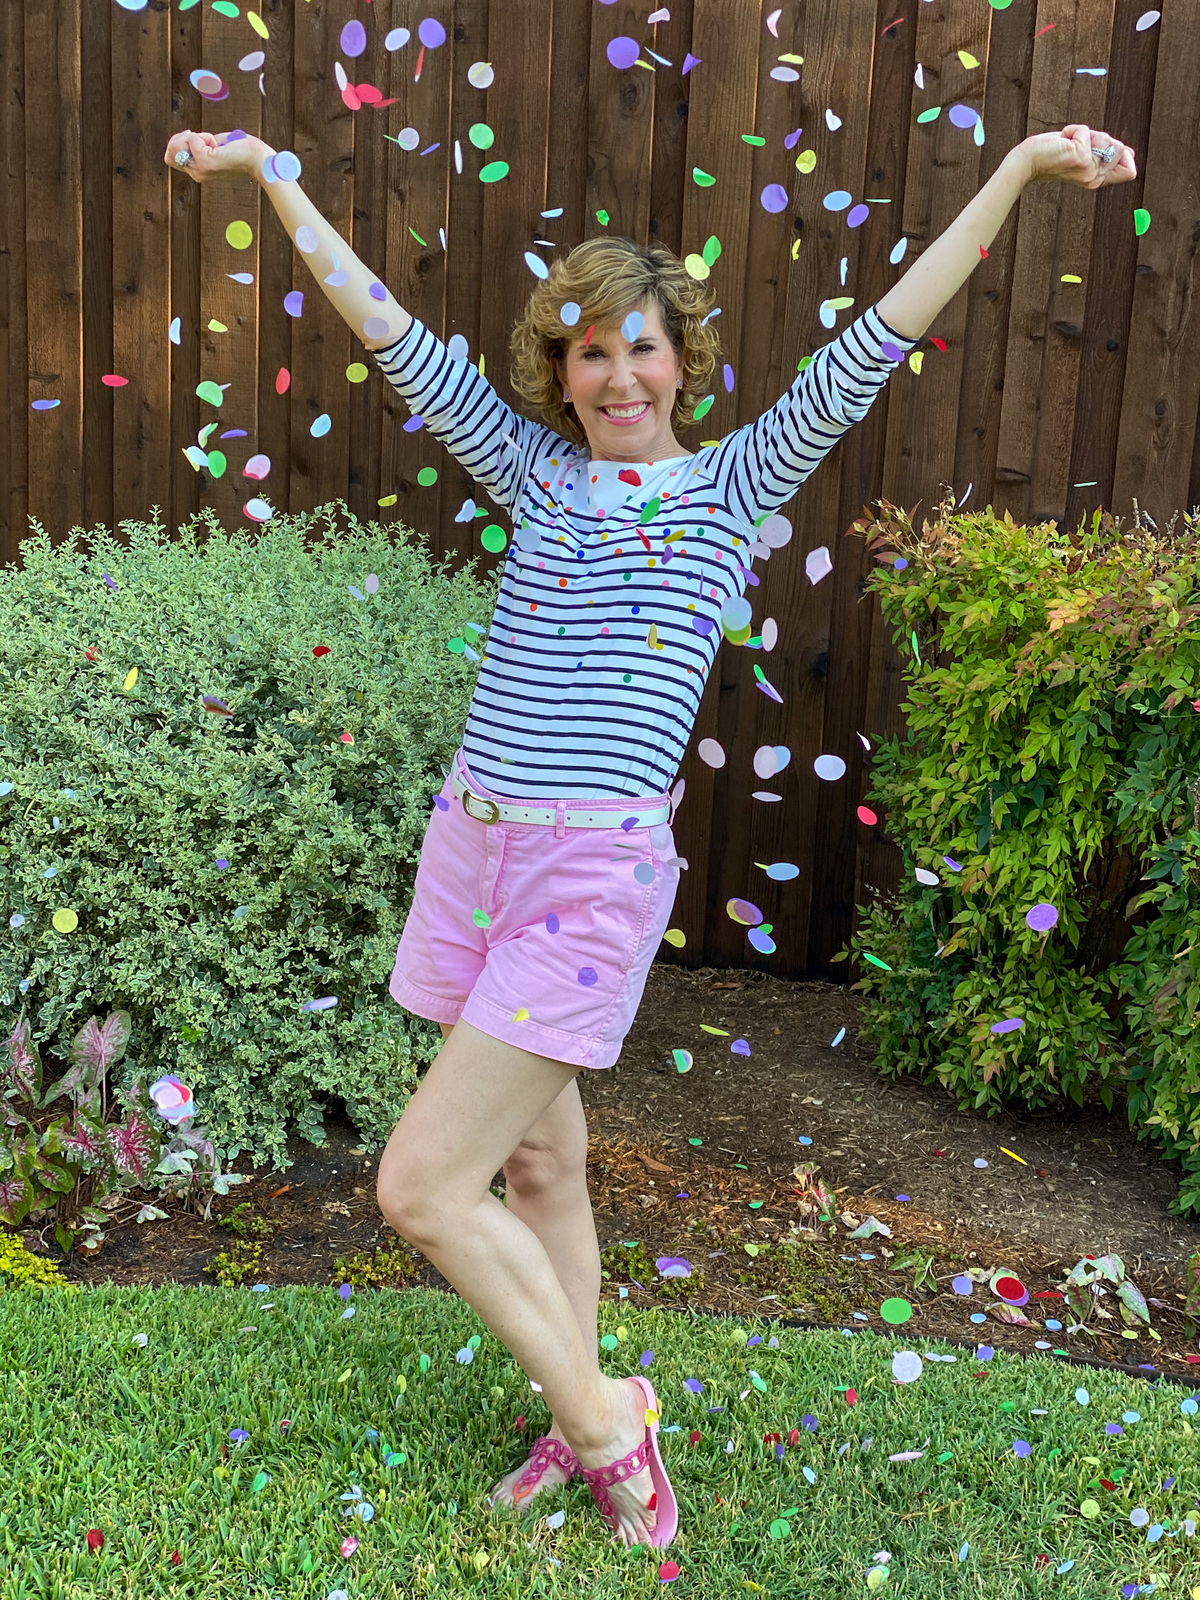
490;1434;582;1510
579;1375;679;1549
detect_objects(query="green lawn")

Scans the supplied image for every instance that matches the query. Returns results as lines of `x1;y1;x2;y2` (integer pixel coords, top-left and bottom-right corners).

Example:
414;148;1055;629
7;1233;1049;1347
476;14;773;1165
3;1283;1198;1598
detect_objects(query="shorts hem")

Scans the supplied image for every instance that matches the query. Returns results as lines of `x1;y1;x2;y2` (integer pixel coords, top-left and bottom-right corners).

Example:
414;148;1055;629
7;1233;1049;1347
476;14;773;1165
388;969;465;1026
459;991;620;1071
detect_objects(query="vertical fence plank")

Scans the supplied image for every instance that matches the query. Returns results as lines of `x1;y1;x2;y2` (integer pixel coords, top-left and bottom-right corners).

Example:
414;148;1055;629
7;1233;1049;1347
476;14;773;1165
112;0;172;539
0;2;29;566
81;0;114;544
255;0;295;523
290;0;354;523
25;0;84;539
168;0;204;540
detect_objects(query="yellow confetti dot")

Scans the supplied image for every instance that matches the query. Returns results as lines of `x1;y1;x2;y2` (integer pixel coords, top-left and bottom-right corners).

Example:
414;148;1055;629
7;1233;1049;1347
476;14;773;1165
207;319;229;334
958;49;981;68
378;494;397;507
123;666;138;692
614;1324;628;1342
52;908;78;934
795;149;817;174
684;253;711;282
1000;1146;1027;1165
662;928;686;948
644;1406;660;1426
248;11;269;40
908;350;924;375
473;1551;490;1572
395;1373;407;1392
1061;273;1082;283
512;1007;530;1023
700;1025;730;1036
346;362;369;384
1079;1499;1100;1519
225;220;253;251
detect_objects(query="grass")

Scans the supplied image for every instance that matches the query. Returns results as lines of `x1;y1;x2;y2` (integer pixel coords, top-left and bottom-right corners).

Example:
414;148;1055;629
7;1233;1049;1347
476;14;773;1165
3;1283;1199;1598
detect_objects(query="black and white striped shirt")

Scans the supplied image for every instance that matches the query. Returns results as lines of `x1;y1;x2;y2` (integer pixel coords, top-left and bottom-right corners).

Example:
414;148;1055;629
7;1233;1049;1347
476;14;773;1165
372;304;915;800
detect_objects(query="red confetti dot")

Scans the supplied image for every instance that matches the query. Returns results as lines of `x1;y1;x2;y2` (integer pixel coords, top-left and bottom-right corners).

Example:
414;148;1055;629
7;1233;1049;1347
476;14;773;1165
275;367;291;395
845;1387;858;1405
688;1430;701;1447
658;1560;681;1582
86;1529;105;1552
313;645;331;658
101;374;129;387
928;337;947;352
979;245;989;259
856;805;878;826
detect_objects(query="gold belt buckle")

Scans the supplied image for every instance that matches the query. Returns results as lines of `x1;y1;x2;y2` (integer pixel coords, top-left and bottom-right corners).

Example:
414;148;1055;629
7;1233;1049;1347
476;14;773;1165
462;789;501;825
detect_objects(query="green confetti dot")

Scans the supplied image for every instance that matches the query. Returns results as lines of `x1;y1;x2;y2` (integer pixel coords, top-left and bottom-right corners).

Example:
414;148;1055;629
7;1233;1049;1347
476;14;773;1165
468;123;495;150
748;1200;764;1210
600;1333;619;1350
205;451;227;480
622;672;632;683
1134;207;1151;236
692;168;716;187
481;524;508;554
688;1137;703;1146
417;466;438;486
988;0;1014;9
917;106;942;124
693;395;715;420
863;952;893;971
880;1296;913;1325
768;1518;792;1539
479;160;509;184
471;908;492;929
447;637;465;655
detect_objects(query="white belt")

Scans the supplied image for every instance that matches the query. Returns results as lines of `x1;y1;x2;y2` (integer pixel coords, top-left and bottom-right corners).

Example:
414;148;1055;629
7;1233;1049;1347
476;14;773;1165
449;769;671;829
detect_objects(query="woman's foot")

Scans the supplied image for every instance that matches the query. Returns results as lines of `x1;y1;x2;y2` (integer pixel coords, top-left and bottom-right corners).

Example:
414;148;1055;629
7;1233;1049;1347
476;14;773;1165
485;1423;577;1512
572;1377;658;1549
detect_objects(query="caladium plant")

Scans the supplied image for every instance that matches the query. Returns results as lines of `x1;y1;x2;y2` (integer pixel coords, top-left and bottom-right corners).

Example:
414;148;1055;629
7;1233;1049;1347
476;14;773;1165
1061;1253;1151;1330
0;1006;245;1259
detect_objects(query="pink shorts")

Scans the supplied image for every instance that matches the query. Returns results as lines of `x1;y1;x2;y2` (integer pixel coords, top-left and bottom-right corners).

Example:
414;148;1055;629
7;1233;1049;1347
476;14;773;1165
389;748;682;1069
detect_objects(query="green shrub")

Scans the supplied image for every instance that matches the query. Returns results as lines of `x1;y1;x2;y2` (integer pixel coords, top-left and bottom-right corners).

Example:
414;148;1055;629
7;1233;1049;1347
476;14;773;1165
0;501;498;1172
841;495;1200;1211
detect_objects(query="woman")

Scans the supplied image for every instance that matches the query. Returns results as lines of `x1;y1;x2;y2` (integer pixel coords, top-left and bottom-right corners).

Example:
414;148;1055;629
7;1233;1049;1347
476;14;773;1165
166;122;1134;1550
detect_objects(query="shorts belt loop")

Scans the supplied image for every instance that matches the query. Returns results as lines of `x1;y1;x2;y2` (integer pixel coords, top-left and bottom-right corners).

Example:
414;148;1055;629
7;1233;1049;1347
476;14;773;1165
554;800;567;840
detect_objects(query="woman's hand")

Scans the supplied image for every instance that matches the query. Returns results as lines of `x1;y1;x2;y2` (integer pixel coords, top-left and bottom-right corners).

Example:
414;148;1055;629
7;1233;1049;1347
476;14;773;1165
163;129;269;184
1021;125;1137;189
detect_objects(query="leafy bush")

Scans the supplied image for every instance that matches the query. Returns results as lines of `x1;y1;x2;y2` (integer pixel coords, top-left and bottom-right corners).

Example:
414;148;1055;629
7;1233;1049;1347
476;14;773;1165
840;494;1200;1212
0;500;496;1189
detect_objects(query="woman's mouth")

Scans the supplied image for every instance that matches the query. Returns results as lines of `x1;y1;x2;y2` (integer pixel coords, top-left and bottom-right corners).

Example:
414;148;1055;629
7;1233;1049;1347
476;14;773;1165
598;402;650;424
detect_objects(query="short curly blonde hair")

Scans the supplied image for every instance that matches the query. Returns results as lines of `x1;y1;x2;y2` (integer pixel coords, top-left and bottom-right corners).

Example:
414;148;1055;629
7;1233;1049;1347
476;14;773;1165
508;236;721;453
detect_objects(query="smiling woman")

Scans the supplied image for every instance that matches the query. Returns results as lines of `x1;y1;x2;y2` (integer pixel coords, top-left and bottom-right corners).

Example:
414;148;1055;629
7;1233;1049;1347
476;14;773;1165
508;237;722;465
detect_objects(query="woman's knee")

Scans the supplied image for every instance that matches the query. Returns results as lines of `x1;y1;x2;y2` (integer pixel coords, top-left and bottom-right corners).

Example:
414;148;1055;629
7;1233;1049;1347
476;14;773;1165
502;1133;588;1202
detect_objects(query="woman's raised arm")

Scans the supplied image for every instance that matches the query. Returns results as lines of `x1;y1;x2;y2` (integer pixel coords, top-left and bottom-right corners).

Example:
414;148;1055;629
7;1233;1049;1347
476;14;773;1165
164;128;411;350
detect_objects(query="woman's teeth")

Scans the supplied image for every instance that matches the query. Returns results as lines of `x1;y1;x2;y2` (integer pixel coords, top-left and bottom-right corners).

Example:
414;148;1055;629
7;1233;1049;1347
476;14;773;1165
601;403;650;419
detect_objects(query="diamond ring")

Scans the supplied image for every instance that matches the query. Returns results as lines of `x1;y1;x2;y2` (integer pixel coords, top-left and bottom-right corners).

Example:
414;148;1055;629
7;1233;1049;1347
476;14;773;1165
174;149;193;168
1090;144;1116;165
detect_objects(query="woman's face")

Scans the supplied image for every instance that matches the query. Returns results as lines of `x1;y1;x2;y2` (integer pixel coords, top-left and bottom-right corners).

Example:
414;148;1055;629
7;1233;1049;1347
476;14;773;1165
555;299;688;463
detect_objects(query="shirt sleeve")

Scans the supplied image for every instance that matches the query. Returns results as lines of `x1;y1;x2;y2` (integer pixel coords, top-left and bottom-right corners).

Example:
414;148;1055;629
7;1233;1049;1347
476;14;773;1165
371;314;568;516
701;304;919;526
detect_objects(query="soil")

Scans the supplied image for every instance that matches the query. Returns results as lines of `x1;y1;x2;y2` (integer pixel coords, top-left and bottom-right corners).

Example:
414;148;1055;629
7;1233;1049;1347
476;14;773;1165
35;965;1200;1380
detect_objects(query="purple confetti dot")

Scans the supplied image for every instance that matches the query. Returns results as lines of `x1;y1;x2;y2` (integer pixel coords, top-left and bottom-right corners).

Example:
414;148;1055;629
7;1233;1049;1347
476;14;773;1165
640;1350;654;1367
607;35;640;70
545;912;560;935
894;557;908;570
620;816;639;832
976;1345;994;1361
943;856;962;871
881;341;903;362
895;1194;911;1203
761;182;790;214
418;17;447;48
948;103;979;129
577;966;598;986
1025;901;1059;933
369;281;388;301
801;1413;818;1432
340;20;367;57
433;794;449;811
1013;1439;1032;1458
990;1017;1023;1035
747;1336;762;1348
684;1378;704;1393
1105;1423;1124;1436
775;1442;785;1461
731;1039;751;1056
952;1275;973;1296
846;203;870;228
284;290;305;318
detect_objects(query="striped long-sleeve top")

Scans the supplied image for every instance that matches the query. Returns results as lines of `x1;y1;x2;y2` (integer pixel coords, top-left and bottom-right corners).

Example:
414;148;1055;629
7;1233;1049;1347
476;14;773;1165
371;303;916;800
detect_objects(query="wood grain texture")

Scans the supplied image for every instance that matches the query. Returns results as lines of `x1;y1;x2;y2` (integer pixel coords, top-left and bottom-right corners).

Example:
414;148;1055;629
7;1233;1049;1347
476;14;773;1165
1;0;1193;979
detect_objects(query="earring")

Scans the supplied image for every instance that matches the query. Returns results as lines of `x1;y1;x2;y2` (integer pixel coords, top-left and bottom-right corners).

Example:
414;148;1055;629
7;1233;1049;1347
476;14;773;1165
564;390;571;402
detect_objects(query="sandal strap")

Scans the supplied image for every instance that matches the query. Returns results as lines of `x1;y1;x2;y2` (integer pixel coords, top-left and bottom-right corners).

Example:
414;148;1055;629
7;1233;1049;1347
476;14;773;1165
530;1435;583;1476
578;1436;650;1490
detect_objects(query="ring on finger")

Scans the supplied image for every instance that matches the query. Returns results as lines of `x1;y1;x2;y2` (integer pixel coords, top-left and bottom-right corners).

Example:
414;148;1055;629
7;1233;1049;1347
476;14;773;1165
1090;144;1116;165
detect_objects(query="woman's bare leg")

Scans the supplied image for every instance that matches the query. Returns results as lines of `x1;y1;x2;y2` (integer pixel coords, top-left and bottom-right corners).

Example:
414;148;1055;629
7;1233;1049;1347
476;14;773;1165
378;1018;657;1547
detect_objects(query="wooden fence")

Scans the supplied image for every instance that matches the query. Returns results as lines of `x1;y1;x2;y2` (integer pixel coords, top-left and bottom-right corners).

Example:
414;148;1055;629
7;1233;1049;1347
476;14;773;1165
2;0;1199;980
